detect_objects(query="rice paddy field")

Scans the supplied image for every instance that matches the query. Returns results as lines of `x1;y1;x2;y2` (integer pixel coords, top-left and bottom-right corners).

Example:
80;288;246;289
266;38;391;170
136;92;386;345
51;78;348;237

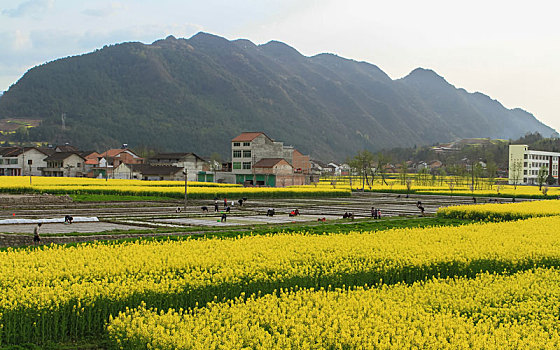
0;175;559;348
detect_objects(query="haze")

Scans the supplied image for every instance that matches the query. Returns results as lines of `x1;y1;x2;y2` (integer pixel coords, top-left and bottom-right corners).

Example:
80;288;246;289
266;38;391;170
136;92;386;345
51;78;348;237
1;0;558;134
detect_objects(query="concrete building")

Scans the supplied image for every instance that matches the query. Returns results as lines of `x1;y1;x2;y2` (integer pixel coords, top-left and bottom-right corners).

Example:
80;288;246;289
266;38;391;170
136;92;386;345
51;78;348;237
148;153;207;182
231;132;311;186
253;158;307;186
509;144;560;185
102;148;144;168
114;163;184;181
42;152;86;177
0;147;50;176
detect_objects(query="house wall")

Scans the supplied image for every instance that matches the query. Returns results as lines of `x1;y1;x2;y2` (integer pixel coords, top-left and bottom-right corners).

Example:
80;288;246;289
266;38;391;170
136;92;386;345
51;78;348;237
20;149;48;176
113;163;134;179
141;173;183;181
292;150;311;174
276;174;306;187
42;154;85;177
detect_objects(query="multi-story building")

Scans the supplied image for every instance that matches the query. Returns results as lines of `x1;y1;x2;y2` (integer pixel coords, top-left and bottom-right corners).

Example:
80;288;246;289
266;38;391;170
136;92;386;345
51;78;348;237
231;132;311;186
509;144;560;185
0;147;50;176
42;152;86;177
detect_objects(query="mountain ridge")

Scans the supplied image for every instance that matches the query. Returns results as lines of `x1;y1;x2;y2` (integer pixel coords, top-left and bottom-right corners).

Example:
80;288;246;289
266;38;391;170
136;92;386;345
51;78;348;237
0;32;554;161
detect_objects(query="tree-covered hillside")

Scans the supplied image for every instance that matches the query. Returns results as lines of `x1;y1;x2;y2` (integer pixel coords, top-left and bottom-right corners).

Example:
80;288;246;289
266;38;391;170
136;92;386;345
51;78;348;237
0;33;555;161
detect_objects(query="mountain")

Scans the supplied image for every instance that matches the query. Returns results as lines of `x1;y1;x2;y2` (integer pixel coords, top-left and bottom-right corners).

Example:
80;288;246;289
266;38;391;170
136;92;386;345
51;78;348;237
0;32;554;161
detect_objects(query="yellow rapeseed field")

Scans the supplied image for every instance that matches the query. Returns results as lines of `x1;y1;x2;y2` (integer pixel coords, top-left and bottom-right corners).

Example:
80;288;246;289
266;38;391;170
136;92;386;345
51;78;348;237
3;216;560;344
321;176;560;198
438;199;560;221
107;268;560;349
0;176;350;199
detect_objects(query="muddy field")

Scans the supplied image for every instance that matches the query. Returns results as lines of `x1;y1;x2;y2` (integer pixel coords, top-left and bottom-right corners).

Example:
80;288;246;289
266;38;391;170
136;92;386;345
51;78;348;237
0;192;527;247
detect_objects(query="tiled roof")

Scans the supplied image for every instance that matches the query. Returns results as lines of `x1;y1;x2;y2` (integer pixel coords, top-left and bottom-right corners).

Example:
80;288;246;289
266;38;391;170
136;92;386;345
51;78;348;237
82;151;101;159
55;144;80;152
150;152;206;161
37;147;56;156
103;149;126;157
44;152;85;161
232;132;271;142
253;158;289;168
0;147;50;157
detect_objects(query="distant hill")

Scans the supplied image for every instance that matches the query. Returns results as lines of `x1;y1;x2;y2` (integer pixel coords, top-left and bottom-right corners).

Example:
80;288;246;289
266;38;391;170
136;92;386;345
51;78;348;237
0;32;555;161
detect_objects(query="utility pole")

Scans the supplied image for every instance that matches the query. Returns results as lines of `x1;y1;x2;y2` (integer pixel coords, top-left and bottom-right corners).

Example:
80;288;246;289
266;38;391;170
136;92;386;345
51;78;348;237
105;149;109;181
184;168;188;212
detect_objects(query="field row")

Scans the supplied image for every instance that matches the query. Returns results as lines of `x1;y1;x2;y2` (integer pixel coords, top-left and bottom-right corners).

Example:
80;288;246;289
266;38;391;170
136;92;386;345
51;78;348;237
437;199;560;221
108;268;560;349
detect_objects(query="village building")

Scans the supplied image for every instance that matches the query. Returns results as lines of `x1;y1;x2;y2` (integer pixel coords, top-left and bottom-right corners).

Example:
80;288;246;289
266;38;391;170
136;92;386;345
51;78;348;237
102;148;144;168
83;148;143;178
252;158;307;186
114;163;184;181
0;147;50;176
42;152;86;177
148;153;208;182
509;144;560;185
231;132;311;186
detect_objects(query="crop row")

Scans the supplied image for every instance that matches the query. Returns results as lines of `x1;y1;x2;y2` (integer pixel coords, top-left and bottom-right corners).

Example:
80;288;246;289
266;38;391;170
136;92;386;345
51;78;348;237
107;268;560;349
0;184;350;199
2;216;560;344
437;199;560;221
0;176;240;187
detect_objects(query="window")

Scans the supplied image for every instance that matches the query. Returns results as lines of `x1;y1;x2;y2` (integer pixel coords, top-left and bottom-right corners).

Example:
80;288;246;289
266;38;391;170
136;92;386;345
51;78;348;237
9;159;18;165
524;154;528;159
233;162;241;169
77;163;81;168
233;142;240;147
523;162;527;167
243;150;251;158
524;170;527;175
28;160;32;165
233;150;242;158
242;162;251;169
0;159;3;165
243;142;250;147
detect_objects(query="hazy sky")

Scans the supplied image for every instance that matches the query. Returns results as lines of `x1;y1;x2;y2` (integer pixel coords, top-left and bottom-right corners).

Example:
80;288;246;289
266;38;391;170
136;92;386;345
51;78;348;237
1;0;558;133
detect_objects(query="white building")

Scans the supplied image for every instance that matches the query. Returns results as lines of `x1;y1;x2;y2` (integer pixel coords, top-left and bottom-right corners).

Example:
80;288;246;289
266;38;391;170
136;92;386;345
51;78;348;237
0;147;50;176
509;144;560;185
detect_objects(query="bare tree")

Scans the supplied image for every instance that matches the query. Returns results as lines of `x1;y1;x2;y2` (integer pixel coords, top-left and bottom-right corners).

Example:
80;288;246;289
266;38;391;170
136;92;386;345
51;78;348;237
509;160;523;190
349;150;375;191
537;165;548;191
